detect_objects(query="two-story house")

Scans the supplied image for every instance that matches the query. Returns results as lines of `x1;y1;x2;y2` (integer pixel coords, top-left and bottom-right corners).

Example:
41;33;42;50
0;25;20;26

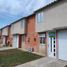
10;18;26;48
25;12;47;56
0;0;67;61
34;0;67;61
24;0;57;56
1;25;10;47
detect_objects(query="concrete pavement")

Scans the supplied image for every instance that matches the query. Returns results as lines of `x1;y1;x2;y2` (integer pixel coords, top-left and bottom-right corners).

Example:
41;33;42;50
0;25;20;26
0;47;15;51
15;57;67;67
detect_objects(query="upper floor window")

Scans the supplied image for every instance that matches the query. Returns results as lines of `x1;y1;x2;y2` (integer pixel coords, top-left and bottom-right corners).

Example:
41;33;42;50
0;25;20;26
12;25;14;30
20;19;25;28
36;11;44;23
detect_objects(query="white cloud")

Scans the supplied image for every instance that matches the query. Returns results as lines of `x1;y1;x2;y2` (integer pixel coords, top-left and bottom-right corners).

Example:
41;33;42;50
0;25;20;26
0;0;57;28
33;0;57;11
0;0;57;16
0;0;30;15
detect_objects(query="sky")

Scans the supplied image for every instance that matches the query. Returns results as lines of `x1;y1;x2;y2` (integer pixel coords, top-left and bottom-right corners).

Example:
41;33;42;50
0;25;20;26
0;0;57;28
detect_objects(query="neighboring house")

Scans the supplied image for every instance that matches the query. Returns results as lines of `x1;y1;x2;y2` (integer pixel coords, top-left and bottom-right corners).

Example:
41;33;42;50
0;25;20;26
0;29;2;47
1;26;10;47
10;18;26;48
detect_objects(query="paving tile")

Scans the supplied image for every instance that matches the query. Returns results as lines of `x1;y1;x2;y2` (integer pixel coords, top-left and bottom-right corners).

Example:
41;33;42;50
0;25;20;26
15;57;67;67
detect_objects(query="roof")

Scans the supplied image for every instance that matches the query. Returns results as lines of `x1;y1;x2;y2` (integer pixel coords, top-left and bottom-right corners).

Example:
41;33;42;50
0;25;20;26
34;0;63;13
0;25;10;30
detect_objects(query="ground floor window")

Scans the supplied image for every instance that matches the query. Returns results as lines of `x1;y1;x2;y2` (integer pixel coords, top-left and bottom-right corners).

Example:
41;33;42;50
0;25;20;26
39;33;46;45
40;37;46;44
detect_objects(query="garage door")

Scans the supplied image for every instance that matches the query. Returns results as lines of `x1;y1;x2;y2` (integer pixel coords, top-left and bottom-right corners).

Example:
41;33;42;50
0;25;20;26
13;35;19;48
58;30;67;61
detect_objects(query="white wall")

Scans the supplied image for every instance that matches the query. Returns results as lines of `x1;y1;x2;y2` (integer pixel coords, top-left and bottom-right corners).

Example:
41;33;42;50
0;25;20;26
11;19;25;35
36;1;67;32
2;27;8;36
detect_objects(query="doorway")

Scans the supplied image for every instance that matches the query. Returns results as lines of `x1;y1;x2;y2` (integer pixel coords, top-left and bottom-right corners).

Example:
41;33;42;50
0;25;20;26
48;32;56;58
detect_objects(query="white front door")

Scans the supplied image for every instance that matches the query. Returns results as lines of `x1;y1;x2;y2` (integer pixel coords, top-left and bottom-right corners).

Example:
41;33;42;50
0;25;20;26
48;32;56;58
13;35;19;48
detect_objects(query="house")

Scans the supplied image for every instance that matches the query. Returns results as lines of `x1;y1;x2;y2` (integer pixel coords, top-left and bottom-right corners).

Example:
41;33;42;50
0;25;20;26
1;25;10;47
25;0;67;61
25;13;47;56
25;0;58;56
10;18;26;48
34;0;67;61
0;17;26;49
0;0;67;61
0;29;2;47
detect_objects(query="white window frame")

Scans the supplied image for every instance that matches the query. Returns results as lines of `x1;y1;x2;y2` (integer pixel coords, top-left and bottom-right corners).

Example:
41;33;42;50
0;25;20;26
39;34;46;45
36;11;44;23
20;19;25;28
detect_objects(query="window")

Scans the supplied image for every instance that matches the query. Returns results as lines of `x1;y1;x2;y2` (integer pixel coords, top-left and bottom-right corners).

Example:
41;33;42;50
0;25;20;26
43;37;46;44
37;13;41;23
36;11;44;23
40;37;46;44
40;37;42;43
39;34;46;45
34;38;36;42
21;20;25;28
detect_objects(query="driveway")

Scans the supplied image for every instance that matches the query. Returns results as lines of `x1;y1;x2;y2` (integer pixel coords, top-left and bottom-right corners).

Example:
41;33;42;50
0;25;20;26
15;57;67;67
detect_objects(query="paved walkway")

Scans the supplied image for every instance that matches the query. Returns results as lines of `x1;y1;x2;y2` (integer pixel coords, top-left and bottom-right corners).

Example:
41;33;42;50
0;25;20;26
0;47;15;51
15;57;67;67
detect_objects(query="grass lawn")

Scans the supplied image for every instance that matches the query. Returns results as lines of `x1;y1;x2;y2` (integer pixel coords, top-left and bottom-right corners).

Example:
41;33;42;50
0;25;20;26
0;49;42;67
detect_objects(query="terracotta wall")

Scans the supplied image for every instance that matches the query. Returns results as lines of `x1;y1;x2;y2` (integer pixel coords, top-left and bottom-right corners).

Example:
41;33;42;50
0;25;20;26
25;15;39;52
